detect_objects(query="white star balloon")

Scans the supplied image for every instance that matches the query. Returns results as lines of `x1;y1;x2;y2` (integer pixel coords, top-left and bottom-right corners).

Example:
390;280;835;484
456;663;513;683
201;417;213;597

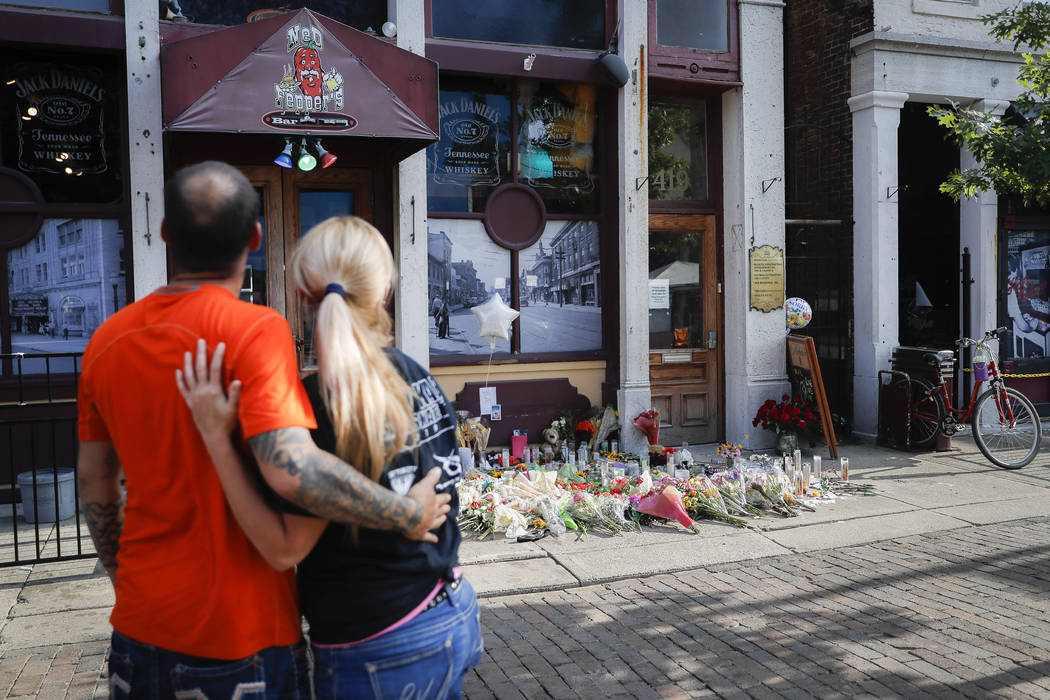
471;293;519;347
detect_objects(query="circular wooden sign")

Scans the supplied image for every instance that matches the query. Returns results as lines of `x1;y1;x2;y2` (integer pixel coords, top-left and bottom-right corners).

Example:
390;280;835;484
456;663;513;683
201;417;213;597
0;167;44;250
483;183;546;251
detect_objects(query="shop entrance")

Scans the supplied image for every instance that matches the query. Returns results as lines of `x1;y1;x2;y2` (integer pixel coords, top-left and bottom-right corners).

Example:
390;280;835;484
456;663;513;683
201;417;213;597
238;165;372;367
647;214;721;445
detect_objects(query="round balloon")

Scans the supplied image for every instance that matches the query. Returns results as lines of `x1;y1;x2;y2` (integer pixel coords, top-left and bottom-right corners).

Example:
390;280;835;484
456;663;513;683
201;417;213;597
785;297;812;330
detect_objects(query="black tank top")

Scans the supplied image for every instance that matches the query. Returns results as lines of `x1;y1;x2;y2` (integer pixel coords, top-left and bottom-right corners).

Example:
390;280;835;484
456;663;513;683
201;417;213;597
296;348;463;643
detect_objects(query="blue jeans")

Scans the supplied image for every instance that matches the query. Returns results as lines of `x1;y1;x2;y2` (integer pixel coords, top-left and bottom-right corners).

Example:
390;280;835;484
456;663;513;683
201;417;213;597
313;577;484;700
107;630;310;699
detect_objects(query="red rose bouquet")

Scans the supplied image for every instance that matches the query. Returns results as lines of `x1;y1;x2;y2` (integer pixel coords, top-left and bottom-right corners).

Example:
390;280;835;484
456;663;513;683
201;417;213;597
752;394;819;435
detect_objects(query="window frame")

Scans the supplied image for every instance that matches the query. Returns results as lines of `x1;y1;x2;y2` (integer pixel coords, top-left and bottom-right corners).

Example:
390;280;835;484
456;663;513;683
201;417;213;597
427;73;616;367
0;44;132;383
647;0;740;85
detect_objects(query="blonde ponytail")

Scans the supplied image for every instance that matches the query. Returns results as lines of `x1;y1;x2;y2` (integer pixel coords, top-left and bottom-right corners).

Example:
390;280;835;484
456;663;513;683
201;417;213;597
290;217;414;482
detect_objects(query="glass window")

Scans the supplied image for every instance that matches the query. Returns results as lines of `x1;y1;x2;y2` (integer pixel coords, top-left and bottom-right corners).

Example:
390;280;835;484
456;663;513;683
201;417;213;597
517;81;598;214
427;78;511;213
0;1;109;10
649;230;701;349
1;51;124;204
432;0;605;49
428;221;511;358
1003;229;1050;360
241;189;267;307
656;0;728;52
175;2;386;30
7;218;126;373
519;221;601;353
297;189;354;367
648;101;708;201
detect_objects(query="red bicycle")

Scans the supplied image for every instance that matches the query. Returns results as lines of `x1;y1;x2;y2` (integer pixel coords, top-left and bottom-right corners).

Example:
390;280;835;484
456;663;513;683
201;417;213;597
893;327;1042;469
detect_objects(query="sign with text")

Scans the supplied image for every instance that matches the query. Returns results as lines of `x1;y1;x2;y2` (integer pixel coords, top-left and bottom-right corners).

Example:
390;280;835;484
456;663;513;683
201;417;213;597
749;245;784;312
648;278;670;309
430;94;506;186
14;65;108;176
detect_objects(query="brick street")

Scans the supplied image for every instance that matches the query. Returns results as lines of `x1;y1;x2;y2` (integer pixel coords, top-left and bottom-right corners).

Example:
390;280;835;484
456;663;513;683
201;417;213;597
464;516;1050;699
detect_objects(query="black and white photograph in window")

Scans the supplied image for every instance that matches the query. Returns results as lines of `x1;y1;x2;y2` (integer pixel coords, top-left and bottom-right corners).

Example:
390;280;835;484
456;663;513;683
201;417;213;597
7;218;126;372
427;220;511;357
518;221;602;353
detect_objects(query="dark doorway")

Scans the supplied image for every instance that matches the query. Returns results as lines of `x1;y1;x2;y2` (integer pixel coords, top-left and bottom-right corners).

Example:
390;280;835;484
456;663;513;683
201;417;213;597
898;102;960;350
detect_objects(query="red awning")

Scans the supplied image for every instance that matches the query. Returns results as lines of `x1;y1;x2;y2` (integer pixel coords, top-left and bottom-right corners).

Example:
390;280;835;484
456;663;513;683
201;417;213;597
161;9;437;159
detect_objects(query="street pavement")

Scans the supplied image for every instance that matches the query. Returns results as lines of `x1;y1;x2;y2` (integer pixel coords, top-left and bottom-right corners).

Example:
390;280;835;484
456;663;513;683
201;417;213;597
0;433;1048;698
429;304;603;356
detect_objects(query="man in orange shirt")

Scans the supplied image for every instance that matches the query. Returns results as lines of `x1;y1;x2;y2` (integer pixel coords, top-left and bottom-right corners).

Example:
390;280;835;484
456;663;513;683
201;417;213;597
76;161;450;698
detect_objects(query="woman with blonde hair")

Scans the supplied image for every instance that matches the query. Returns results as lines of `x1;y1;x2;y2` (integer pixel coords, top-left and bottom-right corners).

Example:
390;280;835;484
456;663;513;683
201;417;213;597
177;216;482;699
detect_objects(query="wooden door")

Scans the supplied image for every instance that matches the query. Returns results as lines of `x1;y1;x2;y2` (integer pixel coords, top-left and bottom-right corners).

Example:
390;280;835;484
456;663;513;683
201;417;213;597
238;166;372;367
648;213;721;446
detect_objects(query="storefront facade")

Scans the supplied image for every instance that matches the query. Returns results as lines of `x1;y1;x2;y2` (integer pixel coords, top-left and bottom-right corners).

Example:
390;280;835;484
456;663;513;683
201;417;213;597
2;1;789;454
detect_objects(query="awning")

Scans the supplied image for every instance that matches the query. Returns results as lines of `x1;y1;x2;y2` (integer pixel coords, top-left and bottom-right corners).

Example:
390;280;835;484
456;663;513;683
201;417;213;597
161;9;437;159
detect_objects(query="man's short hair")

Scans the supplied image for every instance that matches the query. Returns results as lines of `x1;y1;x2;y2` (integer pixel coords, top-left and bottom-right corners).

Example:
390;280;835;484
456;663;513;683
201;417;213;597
164;161;260;273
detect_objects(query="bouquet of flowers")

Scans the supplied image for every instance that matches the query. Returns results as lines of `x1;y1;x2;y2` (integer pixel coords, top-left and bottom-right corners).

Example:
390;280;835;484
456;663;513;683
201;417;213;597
752;395;819;436
633;409;661;445
716;441;743;460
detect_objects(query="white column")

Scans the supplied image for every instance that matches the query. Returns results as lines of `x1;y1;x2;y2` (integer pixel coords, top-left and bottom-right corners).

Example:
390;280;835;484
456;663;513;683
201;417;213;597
391;0;430;367
848;90;908;438
960;99;1009;347
125;3;167;300
616;0;651;456
723;0;787;450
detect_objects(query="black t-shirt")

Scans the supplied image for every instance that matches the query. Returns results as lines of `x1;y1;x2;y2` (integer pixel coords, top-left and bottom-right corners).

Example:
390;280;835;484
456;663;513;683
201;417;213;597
296;348;463;643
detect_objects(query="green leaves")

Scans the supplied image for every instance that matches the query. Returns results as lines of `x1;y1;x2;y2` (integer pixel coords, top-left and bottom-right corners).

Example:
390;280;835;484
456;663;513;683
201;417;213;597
931;4;1050;207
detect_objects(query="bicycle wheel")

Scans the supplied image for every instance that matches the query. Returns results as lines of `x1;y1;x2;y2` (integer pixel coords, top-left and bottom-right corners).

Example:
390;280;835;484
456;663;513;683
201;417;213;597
971;386;1042;469
888;375;945;448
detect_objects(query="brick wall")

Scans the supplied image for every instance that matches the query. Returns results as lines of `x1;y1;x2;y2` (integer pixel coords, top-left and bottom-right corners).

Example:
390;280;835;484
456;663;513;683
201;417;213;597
783;0;873;429
784;0;873;221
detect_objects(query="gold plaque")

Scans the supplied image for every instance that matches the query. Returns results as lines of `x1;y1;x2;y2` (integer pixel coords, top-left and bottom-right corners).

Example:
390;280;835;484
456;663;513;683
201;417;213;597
749;245;784;312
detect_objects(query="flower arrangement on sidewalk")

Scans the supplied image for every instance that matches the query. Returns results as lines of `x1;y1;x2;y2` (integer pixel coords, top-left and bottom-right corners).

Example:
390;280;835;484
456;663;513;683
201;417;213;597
752;395;819;437
456;450;871;541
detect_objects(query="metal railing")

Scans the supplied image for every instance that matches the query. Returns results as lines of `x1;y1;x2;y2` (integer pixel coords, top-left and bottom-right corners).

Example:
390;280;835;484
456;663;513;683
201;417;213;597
0;352;95;567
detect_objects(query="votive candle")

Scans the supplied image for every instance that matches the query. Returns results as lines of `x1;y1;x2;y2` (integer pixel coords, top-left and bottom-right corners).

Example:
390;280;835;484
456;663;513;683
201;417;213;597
840;457;849;481
812;455;821;482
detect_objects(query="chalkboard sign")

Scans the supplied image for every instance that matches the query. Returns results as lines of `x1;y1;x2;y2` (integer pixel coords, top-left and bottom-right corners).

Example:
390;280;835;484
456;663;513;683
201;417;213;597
786;335;838;458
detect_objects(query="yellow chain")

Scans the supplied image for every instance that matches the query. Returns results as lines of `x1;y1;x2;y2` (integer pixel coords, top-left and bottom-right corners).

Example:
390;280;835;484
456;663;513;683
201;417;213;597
960;368;1050;378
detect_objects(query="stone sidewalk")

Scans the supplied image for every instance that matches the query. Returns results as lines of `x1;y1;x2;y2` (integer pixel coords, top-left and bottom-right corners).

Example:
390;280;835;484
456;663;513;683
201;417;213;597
0;434;1046;697
463;515;1050;699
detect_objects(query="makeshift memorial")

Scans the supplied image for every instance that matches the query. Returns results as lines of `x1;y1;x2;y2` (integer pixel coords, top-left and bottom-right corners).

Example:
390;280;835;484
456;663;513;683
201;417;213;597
456;450;874;540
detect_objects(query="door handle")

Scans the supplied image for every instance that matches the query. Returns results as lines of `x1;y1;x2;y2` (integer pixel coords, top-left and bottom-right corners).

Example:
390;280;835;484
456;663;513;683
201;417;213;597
708;330;717;349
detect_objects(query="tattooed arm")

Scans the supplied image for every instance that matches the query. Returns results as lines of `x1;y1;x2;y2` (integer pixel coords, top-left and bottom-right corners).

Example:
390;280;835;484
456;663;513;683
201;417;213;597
77;441;124;585
249;428;449;542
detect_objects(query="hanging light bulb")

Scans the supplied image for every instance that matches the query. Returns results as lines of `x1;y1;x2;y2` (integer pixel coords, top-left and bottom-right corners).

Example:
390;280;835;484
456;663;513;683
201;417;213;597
314;139;337;168
273;138;294;168
297;138;317;171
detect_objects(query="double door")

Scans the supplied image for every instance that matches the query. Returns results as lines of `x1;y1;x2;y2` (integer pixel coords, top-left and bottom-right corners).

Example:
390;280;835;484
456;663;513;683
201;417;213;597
648;213;721;445
238;166;371;366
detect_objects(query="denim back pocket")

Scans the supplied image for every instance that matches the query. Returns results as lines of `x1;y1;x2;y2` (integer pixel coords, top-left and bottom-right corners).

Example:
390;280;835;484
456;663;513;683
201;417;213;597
108;651;134;698
170;655;266;700
108;633;135;697
365;636;454;700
